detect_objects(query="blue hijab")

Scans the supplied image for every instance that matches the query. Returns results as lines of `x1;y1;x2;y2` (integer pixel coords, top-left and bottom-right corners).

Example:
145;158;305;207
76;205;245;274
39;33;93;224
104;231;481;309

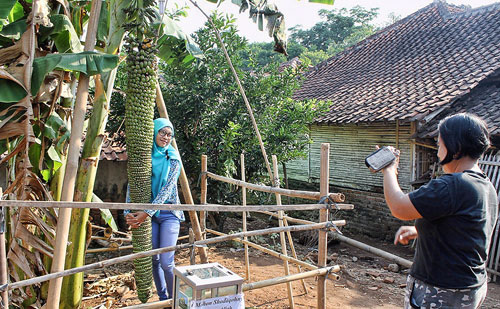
152;118;181;200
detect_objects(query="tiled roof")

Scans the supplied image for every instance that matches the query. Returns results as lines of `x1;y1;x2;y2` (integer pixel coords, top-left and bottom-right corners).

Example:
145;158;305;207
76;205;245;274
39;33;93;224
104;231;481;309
100;136;127;161
417;69;500;138
293;1;500;124
278;57;303;72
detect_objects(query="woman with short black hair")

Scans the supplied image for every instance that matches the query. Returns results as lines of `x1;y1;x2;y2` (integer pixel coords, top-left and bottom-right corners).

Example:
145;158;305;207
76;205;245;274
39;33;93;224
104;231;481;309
380;113;498;308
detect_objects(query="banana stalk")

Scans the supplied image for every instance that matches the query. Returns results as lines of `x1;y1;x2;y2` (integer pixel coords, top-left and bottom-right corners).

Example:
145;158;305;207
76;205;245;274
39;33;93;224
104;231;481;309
59;77;108;308
124;37;158;303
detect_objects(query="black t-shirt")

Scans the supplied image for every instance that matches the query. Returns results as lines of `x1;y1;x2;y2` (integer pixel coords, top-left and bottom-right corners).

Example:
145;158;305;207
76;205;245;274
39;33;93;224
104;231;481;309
408;170;498;289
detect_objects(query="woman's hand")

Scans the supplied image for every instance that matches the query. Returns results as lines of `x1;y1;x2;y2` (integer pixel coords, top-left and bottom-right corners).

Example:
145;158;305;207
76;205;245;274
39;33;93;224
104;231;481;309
394;226;418;245
380;145;400;175
126;211;149;228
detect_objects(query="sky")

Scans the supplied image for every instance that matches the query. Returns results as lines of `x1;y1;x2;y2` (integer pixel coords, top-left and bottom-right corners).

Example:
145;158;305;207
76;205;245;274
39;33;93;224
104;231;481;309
171;0;499;42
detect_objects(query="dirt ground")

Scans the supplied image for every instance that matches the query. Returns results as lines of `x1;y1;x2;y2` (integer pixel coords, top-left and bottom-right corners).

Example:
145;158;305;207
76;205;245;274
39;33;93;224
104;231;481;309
82;218;500;308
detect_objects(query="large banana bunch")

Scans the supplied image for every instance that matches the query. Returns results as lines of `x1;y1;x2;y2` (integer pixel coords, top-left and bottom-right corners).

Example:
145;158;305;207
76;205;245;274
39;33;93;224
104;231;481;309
125;37;158;303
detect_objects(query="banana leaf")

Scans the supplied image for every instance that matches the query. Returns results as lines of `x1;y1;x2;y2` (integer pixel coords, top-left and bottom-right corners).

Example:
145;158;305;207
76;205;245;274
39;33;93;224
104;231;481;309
156;15;204;65
39;14;83;53
92;193;118;231
0;69;27;102
31;51;119;95
0;18;26;40
0;0;17;20
228;0;334;54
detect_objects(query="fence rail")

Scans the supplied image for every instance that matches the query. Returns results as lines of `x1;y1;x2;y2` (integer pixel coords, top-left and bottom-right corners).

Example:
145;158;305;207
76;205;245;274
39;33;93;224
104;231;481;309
479;150;500;282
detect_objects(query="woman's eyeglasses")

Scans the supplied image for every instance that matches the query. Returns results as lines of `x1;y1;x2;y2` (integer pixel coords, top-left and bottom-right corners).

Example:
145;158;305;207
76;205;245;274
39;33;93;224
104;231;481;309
158;129;173;138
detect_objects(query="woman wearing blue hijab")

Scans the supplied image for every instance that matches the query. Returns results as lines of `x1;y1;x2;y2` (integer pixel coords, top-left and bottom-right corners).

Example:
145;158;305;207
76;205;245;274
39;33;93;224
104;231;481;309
125;118;185;301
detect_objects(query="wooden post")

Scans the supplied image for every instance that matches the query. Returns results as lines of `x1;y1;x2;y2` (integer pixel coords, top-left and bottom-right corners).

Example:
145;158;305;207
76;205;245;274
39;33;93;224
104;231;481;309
272;155;294;308
189;228;195;265
155;82;208;263
200;155;207;239
0;188;8;308
241;153;250;281
47;0;102;307
318;143;330;309
282;162;290;205
395;119;400;149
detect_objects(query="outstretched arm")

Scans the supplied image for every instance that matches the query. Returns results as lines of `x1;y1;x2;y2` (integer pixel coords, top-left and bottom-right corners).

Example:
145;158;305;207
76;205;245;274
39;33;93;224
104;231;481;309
381;147;421;221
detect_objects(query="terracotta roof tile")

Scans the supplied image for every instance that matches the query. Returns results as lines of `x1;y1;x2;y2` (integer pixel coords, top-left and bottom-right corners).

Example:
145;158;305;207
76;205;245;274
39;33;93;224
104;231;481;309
418;69;500;138
99;136;127;161
294;1;500;124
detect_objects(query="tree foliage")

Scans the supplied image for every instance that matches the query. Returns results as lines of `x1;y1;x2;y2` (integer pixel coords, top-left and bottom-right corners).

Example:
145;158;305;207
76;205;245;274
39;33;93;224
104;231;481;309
244;6;379;67
160;14;327;203
289;6;378;51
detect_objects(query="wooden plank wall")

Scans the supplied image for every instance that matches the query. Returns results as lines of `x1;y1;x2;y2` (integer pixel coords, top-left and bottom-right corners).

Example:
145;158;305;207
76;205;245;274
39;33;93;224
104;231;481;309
286;122;414;192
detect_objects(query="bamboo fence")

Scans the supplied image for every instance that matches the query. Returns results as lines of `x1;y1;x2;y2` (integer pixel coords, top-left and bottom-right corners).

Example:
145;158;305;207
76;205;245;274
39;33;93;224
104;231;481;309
0;222;335;292
201;144;339;308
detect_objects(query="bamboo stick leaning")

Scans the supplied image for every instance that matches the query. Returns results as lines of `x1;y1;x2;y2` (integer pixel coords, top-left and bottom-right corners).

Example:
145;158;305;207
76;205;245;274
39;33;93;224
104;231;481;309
272;155;294;308
200;155;208;238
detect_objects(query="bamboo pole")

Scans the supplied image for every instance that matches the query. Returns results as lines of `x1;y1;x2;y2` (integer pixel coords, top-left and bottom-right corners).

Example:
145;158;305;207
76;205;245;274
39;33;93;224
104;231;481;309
155;82;207;262
257;211;413;268
0;200;338;212
47;1;102;307
86;245;133;254
272;156;294;308
206;229;340;281
124;299;172;308
206;172;344;202
91;224;130;237
86;236;190;254
90;236;131;242
189;228;195;265
318;143;330;309
1;222;332;292
200;155;207;239
0;188;8;308
242;266;340;291
241;153;250;281
332;234;413;268
258;211;346;228
283;217;308;294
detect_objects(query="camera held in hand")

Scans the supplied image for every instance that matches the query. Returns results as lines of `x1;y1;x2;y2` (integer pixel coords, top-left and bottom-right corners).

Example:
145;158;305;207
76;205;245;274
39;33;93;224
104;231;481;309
365;146;396;172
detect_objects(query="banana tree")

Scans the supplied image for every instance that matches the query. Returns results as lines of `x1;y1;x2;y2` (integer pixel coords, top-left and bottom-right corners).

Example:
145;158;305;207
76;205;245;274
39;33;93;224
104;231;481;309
0;0;119;306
